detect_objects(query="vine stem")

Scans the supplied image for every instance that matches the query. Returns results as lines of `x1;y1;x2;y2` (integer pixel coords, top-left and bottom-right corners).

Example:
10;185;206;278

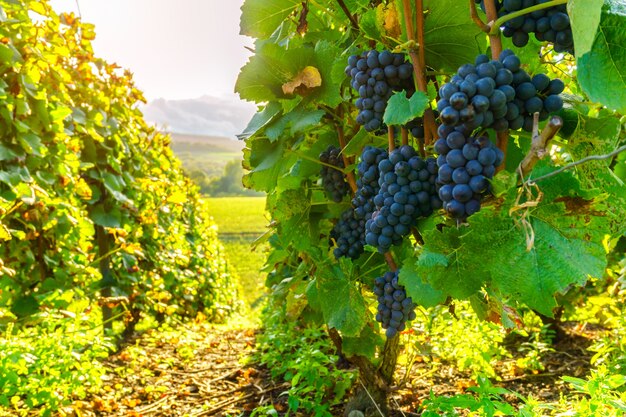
518;115;563;178
469;0;489;32
526;143;626;185
401;0;437;146
335;0;359;31
401;127;409;146
490;0;568;35
337;123;358;193
388;126;396;151
384;252;398;271
483;0;508;170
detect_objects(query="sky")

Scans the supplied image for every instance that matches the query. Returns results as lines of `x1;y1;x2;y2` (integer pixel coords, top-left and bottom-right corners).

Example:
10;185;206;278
48;0;255;102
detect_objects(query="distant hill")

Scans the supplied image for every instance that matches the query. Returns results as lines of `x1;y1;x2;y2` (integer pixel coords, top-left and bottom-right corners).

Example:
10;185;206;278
169;133;244;178
141;95;257;139
169;133;244;152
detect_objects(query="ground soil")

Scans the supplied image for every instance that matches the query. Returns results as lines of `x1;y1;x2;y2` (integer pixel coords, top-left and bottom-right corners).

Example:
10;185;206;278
68;321;601;416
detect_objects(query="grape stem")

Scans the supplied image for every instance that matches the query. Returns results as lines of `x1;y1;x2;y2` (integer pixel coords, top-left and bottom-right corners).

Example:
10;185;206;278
518;115;563;178
483;0;502;62
483;0;508;170
401;127;409;146
388;125;396;151
401;0;437;146
337;122;359;193
489;0;569;35
335;0;360;31
469;0;490;32
384;252;398;271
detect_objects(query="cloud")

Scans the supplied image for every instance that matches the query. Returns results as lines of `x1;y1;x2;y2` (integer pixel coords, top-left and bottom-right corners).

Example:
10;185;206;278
141;95;257;139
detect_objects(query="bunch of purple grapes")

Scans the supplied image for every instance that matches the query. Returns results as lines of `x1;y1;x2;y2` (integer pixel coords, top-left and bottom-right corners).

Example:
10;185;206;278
345;50;415;132
319;146;350;203
499;0;573;53
437;49;563;133
373;270;417;338
365;145;440;253
330;146;387;259
435;125;504;219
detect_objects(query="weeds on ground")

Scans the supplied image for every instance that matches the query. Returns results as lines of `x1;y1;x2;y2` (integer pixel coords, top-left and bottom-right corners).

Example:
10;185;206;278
250;302;356;417
0;307;112;415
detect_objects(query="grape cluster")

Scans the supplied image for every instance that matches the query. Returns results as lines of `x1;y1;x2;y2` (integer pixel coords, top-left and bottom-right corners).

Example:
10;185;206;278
435;125;504;219
345;50;415;132
330;208;365;259
405;111;438;140
437;49;564;133
352;146;388;222
499;0;573;53
373;270;417;338
406;117;425;140
330;147;387;260
319;146;350;203
365;145;440;253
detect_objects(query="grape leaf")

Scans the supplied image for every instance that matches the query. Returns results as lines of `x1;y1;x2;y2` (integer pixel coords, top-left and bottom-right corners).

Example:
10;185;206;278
577;0;626;113
383;91;429;126
242;137;291;192
422;0;488;72
240;0;301;38
400;257;446;308
342;324;384;359
238;102;281;140
568;0;604;55
315;266;368;337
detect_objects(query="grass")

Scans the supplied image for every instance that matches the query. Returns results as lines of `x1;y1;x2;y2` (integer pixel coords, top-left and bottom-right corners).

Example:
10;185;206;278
205;196;268;235
205;196;269;316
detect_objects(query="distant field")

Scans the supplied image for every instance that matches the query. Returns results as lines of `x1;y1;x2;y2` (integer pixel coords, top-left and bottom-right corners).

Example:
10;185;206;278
169;133;244;178
205;197;268;236
205;196;269;313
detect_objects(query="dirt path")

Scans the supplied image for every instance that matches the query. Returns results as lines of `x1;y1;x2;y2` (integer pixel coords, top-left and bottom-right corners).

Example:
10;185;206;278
67;321;600;417
70;326;284;416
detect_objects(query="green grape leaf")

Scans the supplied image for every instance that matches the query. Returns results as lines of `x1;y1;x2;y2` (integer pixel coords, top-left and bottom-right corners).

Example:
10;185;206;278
342;324;384;359
400;257;446;308
417;222;489;300
11;295;39;318
383;91;429;126
422;0;488;72
240;0;301;38
238;103;281;140
243;137;292;192
360;7;383;40
315;267;368;337
236;41;341;107
90;205;122;228
577;0;626;113
568;0;604;55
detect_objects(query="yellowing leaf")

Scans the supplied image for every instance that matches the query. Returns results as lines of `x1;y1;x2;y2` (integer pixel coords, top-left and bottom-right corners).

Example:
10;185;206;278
0;223;10;241
383;3;401;39
166;190;187;204
282;66;321;96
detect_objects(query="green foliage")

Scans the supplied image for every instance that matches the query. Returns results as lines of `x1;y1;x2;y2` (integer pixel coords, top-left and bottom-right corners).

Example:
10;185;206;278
568;0;604;55
420;376;518;417
236;0;626;410
0;312;112;414
252;300;356;417
413;302;510;378
421;0;488;70
0;1;239;413
383;90;429;126
577;0;626;113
